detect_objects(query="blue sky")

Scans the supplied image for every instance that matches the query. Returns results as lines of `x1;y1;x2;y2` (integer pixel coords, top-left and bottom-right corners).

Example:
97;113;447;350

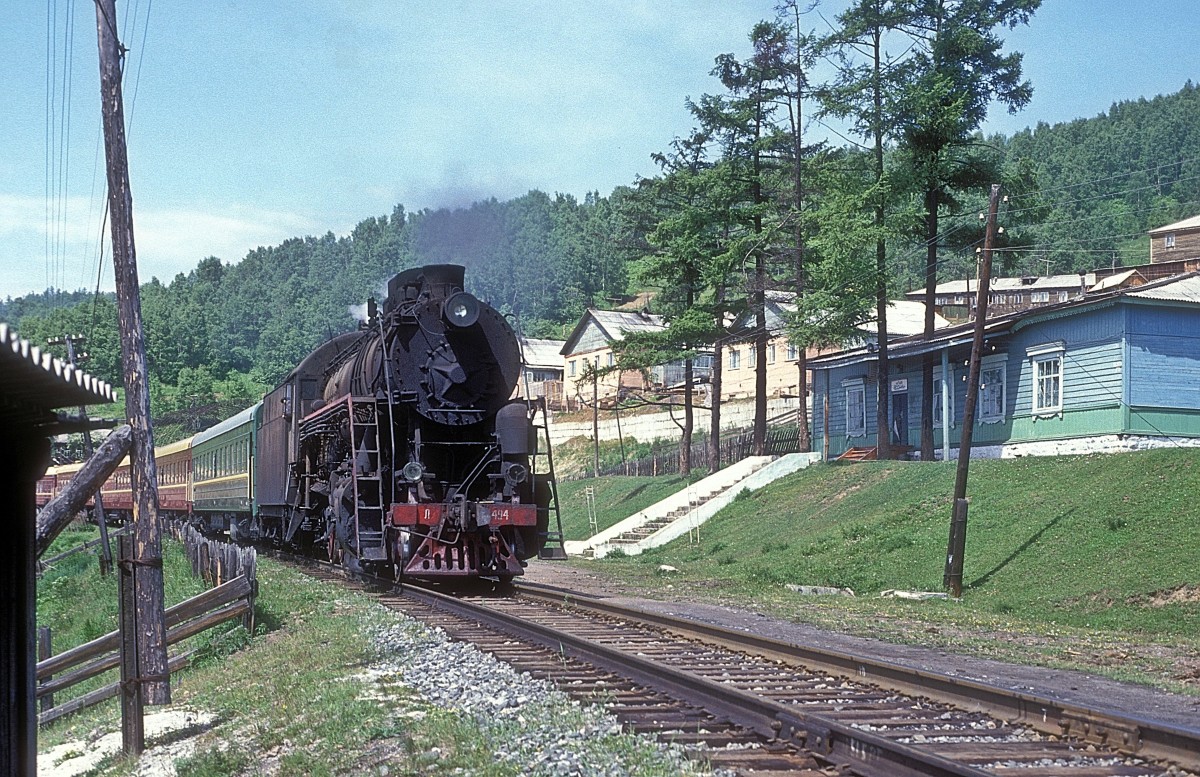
2;1;1197;301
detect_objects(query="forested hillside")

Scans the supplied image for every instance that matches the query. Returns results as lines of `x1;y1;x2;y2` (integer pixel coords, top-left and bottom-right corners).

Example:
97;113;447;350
3;192;634;432
1000;80;1200;273
5;65;1200;438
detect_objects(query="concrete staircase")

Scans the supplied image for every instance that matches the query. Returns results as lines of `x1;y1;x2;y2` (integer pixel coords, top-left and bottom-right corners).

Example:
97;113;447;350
565;452;821;559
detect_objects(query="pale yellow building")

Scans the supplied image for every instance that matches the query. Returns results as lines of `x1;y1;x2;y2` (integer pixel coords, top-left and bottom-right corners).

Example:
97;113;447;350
560;309;666;408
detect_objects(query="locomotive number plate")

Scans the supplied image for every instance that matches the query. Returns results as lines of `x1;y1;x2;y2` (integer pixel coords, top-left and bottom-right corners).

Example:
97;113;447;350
390;503;444;526
476;503;537;526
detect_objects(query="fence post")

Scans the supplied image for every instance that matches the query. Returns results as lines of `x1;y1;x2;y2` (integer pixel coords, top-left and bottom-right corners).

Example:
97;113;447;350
38;627;53;717
118;534;144;755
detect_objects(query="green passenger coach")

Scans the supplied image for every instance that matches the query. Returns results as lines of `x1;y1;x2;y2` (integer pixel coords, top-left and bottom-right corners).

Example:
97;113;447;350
191;402;260;535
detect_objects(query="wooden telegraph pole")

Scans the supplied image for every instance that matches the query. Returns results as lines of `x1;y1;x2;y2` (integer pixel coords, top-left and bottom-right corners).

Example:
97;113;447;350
94;0;171;718
943;183;1002;599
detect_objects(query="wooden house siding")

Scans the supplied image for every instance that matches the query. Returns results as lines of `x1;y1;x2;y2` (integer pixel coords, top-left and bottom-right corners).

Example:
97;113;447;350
813;371;877;457
1126;306;1200;421
812;283;1200;457
1150;229;1200;262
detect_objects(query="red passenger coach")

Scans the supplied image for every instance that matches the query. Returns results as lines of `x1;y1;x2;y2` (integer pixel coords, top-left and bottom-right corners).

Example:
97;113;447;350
155;437;194;514
34;473;56;508
100;436;194;519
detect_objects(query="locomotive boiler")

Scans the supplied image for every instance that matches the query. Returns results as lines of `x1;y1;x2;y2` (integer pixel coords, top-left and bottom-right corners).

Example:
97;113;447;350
251;264;555;580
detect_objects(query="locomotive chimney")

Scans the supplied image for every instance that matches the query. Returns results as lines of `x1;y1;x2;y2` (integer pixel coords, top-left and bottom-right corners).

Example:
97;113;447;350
385;264;466;313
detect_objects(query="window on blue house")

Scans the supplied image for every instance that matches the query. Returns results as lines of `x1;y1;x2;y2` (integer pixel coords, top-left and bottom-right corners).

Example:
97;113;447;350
978;354;1007;423
844;379;867;437
933;374;953;428
1029;344;1065;416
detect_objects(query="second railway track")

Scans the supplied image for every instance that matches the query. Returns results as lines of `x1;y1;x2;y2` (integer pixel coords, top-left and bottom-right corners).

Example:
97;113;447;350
285;554;1200;777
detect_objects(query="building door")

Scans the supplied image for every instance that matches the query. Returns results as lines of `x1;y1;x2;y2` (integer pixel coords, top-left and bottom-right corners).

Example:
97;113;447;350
890;379;909;448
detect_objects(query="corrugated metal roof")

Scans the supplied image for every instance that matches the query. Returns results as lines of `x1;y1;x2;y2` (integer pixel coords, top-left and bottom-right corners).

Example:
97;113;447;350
1127;273;1200;302
519;337;566;369
861;300;949;337
591;309;665;338
814;272;1200;371
1148;214;1200;234
1088;268;1140;292
906;274;1086;297
0;323;116;429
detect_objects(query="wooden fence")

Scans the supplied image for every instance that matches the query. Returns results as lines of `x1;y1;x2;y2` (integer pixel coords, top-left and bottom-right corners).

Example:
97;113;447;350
35;523;257;725
37;524;131;575
578;424;803;480
166;520;258;597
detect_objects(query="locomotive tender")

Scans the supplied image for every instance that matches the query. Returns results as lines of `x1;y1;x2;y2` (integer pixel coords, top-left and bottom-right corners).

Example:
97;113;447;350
38;264;561;581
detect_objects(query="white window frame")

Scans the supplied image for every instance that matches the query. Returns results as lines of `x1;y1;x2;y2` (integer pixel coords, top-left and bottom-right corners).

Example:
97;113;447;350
1030;290;1050;303
1029;342;1065;417
748;346;757;368
569;360;576;377
1165;233;1176;248
933;372;954;429
843;378;867;438
786;343;798;361
607;352;614;368
977;353;1008;424
767;343;776;364
729;349;741;370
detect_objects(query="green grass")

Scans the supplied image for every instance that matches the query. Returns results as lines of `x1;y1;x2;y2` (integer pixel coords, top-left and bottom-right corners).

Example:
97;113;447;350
578;448;1200;692
38;530;712;775
556;472;700;540
36;524;214;714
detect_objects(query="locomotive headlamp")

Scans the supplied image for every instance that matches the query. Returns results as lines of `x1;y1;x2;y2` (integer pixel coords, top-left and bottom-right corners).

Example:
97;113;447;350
444;291;481;328
401;461;425;482
503;462;528;486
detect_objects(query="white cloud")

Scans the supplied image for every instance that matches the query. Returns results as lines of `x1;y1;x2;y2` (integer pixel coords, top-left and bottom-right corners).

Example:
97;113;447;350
0;194;323;299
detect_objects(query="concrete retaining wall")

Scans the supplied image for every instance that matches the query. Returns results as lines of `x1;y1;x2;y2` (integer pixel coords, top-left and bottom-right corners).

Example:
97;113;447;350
547;396;804;447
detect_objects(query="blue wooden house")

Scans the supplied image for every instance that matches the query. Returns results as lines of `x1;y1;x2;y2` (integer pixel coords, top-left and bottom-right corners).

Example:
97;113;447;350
809;274;1200;460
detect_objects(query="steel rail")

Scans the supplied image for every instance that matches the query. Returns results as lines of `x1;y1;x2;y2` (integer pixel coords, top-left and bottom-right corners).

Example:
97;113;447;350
399;582;993;777
516;580;1200;773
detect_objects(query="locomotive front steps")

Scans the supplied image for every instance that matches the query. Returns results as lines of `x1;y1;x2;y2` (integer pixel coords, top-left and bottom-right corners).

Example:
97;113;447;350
565;452;821;559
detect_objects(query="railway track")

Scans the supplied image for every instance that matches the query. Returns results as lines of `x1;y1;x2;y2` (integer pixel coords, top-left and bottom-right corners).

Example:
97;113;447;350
280;554;1200;776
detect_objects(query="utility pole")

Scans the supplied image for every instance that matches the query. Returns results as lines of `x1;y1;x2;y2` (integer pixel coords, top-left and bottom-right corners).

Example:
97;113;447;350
943;183;1002;599
94;0;170;711
49;334;114;574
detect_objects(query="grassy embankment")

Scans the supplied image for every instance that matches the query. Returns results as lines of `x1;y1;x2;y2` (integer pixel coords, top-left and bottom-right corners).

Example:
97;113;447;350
37;527;706;776
555;448;1200;693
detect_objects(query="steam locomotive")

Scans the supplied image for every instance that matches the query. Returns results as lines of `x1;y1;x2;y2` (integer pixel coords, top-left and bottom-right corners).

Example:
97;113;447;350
37;264;562;581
